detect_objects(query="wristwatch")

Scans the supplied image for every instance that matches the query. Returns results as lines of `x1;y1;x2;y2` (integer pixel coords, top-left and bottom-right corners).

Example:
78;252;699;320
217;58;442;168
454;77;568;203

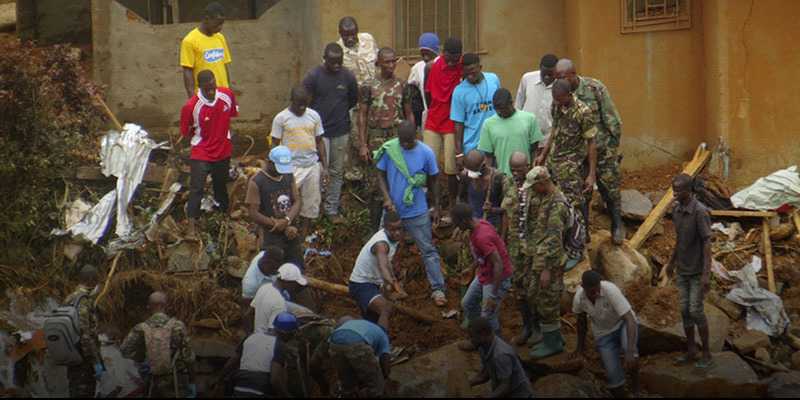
285;216;292;224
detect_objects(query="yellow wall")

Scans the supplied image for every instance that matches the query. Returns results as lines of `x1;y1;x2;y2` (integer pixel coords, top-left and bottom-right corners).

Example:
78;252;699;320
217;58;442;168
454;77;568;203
566;0;707;171
703;0;800;187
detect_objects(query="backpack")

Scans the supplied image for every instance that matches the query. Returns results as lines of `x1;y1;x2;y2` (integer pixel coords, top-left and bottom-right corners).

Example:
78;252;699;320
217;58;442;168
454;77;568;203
142;318;179;376
44;294;87;366
547;197;586;261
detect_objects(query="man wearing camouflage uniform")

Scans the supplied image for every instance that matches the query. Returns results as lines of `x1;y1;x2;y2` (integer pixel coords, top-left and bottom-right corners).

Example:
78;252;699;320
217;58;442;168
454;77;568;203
358;47;414;238
500;152;542;347
555;59;623;244
534;78;597;243
525;167;570;360
65;264;104;398
285;311;335;398
120;292;197;398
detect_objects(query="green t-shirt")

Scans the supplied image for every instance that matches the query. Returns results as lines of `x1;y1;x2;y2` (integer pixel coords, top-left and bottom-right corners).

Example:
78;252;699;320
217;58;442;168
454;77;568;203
477;110;543;176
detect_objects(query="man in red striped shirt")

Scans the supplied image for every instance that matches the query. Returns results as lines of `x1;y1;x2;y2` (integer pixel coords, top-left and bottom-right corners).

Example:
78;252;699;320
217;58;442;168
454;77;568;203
180;69;238;241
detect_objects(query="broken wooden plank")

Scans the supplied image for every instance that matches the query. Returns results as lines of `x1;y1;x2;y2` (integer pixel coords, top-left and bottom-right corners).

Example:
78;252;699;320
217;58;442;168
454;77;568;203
305;276;443;326
762;217;776;294
711;210;778;218
792;209;800;240
94;94;123;131
630;144;712;249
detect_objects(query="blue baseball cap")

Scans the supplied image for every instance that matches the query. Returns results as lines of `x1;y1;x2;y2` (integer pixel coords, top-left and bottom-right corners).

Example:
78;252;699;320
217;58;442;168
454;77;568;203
273;311;300;333
269;146;293;174
419;32;439;53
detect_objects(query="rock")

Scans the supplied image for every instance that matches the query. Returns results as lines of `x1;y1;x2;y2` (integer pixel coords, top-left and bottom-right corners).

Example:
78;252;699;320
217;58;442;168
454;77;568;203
638;303;730;354
621;189;653;221
731;330;770;355
166;242;211;273
63;241;84;261
231;222;258;261
188;337;235;358
532;373;604;398
791;351;800;370
705;290;744;320
640;351;761;398
226;256;248;279
646;190;667;206
768;371;800;398
386;343;490;398
514;330;581;374
596;241;651;310
586;230;611;269
564;258;592;295
755;347;771;363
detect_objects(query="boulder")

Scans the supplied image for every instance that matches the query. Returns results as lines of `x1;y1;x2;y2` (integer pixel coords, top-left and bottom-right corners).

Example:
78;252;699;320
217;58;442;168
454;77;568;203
731;330;770;355
621;189;653;221
188;337;236;359
166;242;210;273
532;373;604;398
386;343;491;398
791;351;800;370
706;290;744;320
640;351;761;398
755;347;771;363
596;241;651;310
768;371;800;398
638;303;730;354
226;256;248;279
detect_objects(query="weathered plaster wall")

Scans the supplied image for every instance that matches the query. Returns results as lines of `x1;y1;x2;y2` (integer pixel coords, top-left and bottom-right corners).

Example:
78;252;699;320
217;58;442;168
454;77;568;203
93;0;315;128
477;0;567;96
703;0;800;187
17;0;92;44
565;0;706;171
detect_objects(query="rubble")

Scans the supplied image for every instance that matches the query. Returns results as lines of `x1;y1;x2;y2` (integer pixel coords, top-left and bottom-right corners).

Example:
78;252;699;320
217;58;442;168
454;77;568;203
596;240;651;309
188;337;236;359
638;296;730;354
532;373;604;398
166;242;211;273
767;371;800;398
386;343;490;398
620;189;653;221
640;351;762;398
731;330;770;355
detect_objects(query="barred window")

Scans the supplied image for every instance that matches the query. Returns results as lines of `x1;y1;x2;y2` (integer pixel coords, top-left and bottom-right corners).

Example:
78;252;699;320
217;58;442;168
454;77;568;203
621;0;691;34
393;0;479;60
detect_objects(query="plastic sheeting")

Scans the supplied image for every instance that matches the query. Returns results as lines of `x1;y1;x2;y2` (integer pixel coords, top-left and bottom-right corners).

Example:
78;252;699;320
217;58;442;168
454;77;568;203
730;165;800;211
726;260;790;337
52;124;167;248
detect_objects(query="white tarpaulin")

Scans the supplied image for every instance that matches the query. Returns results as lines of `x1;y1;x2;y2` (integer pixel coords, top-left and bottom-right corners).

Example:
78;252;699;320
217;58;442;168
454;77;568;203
726;260;790;337
730;165;800;211
52;124;167;246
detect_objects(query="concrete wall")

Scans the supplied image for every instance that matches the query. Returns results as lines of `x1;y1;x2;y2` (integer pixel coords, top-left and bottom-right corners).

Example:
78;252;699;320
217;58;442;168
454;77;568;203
17;0;92;44
703;0;800;187
92;0;317;129
566;0;706;171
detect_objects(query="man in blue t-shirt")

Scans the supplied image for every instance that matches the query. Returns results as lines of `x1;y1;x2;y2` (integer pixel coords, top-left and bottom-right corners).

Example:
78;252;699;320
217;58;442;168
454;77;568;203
451;53;501;171
328;317;392;397
376;121;448;307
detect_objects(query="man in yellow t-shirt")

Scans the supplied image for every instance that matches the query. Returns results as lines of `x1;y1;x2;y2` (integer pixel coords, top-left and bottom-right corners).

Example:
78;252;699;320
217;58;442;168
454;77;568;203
180;2;232;98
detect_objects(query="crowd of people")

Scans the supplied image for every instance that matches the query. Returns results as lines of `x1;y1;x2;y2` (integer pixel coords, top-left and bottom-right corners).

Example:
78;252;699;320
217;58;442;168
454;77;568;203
59;3;717;398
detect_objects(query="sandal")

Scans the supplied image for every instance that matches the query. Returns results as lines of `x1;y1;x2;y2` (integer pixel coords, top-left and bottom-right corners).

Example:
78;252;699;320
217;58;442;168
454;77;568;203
673;355;695;366
431;290;447;307
692;360;716;374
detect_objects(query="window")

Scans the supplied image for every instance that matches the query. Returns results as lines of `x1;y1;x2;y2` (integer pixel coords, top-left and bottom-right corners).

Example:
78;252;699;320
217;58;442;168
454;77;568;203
115;0;279;24
620;0;691;34
393;0;479;60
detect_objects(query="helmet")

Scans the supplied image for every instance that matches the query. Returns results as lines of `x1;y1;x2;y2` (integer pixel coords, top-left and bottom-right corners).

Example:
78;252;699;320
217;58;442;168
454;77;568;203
273;311;300;333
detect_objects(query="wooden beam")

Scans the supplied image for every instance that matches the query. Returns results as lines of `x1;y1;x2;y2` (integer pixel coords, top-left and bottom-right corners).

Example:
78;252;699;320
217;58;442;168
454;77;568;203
762;217;776;293
711;210;778;218
792;209;800;240
305;276;443;326
629;144;712;249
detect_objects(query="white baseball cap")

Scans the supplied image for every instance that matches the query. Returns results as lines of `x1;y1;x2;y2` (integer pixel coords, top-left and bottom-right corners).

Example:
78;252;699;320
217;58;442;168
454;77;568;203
278;263;307;286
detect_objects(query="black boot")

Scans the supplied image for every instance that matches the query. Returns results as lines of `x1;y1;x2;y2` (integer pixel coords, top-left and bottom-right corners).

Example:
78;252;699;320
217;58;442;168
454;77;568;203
582;203;591;243
363;200;383;243
609;197;624;245
512;301;534;345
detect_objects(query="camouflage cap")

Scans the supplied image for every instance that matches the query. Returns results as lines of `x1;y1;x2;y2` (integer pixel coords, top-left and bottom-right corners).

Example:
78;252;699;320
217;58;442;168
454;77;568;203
522;166;550;189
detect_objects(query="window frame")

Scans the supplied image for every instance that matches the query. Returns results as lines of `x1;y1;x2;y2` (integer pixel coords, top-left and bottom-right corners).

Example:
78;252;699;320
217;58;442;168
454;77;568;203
620;0;691;34
391;0;483;62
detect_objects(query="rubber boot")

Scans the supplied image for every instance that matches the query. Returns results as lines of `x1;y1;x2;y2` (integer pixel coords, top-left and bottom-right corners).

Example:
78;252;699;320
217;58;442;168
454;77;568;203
529;323;564;360
363;200;383;243
609;197;624;245
582;203;591;243
459;313;470;331
526;317;544;347
512;301;534;345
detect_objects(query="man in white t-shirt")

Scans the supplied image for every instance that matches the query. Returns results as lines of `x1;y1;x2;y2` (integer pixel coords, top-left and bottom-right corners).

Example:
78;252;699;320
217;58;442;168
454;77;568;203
407;32;439;129
515;54;558;156
250;263;308;333
271;85;329;240
348;210;404;331
570;270;641;398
